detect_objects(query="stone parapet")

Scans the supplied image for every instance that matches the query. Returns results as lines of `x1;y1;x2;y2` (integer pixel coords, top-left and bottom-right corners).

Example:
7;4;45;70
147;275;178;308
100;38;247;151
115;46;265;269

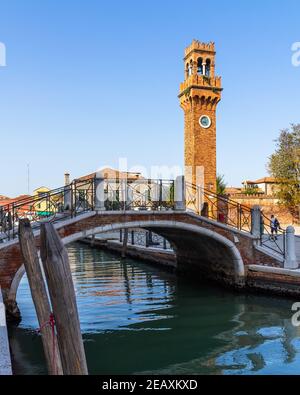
184;40;215;58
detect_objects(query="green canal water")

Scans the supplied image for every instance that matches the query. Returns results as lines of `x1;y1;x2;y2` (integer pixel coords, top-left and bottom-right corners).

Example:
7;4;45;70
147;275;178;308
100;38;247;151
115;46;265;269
8;242;300;375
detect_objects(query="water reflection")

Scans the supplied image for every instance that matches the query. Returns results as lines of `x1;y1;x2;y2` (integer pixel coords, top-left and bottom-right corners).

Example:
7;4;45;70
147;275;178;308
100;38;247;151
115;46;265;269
8;242;300;375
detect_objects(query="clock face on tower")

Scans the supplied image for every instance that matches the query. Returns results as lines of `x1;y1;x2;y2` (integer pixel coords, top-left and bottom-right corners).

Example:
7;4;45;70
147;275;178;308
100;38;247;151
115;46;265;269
199;115;211;129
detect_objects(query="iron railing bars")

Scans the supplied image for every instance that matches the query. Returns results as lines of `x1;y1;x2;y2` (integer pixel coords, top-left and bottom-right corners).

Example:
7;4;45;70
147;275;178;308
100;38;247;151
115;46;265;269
0;176;287;259
260;212;286;257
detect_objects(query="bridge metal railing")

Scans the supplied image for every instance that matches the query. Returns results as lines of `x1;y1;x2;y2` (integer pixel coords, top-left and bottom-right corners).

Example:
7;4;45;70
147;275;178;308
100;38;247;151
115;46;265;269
0;176;286;260
0;177;95;242
185;183;286;258
119;229;171;250
185;182;252;232
0;177;176;243
259;212;286;258
103;178;176;211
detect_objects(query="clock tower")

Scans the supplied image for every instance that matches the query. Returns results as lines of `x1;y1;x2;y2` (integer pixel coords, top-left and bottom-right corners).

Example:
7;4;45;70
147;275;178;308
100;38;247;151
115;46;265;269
179;40;222;192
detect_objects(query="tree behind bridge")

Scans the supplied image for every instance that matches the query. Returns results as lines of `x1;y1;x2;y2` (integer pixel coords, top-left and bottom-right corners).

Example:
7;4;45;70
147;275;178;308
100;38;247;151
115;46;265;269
268;124;300;220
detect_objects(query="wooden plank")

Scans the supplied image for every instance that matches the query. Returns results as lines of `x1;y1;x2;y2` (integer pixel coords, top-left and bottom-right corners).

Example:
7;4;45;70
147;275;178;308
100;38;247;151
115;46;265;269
18;219;63;375
40;222;88;375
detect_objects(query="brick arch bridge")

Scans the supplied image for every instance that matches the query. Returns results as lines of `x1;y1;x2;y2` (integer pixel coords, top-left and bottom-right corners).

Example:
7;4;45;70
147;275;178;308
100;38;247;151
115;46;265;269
0;210;281;320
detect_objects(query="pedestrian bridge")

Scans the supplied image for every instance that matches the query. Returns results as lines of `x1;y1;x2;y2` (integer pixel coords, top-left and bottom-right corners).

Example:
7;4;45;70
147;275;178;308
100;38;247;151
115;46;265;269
0;176;294;320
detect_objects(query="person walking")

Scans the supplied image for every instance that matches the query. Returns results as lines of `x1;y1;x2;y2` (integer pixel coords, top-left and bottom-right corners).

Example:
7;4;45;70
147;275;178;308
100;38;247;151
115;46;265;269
270;215;280;241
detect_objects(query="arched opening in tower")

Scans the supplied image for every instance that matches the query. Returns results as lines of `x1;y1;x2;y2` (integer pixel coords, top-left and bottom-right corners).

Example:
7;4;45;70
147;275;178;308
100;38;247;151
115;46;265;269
197;57;203;75
205;59;211;77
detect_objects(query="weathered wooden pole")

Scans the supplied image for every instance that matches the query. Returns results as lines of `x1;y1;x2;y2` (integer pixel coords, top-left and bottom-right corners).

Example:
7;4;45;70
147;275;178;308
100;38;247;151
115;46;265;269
40;222;88;375
121;228;129;259
90;234;95;248
18;219;63;375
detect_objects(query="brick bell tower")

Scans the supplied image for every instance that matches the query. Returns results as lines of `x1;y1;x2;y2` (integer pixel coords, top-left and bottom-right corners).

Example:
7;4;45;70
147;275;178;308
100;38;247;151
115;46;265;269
179;40;222;192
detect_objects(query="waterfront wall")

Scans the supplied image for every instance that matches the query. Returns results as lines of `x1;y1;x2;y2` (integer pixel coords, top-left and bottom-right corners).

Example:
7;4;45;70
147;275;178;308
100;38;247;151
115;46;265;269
0;287;12;375
90;237;300;299
100;239;300;297
246;265;300;297
82;238;176;269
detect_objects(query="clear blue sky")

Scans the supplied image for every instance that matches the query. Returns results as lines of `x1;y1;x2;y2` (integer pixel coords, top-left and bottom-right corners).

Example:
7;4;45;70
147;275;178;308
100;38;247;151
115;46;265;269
0;0;299;196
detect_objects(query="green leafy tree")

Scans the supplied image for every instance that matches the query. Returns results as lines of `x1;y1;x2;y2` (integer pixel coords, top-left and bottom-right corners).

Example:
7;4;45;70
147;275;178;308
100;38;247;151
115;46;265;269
216;174;227;195
268;124;300;218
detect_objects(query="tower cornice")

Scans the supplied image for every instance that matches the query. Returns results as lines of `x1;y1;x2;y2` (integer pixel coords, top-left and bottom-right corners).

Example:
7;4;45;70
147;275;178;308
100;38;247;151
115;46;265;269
179;75;222;98
184;48;216;61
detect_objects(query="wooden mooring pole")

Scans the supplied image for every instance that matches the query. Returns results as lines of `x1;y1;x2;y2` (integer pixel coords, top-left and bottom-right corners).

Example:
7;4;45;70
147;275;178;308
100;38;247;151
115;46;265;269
90;234;96;248
40;222;88;375
121;228;129;259
18;219;63;375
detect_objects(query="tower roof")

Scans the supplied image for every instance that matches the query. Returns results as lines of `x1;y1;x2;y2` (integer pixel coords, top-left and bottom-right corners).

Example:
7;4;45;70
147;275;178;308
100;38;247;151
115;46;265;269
184;40;215;59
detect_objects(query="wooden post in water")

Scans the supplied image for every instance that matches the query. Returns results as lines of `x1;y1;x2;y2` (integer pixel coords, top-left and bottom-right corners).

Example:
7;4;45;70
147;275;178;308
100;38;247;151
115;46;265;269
121;228;129;259
40;222;88;375
90;234;95;248
18;219;63;375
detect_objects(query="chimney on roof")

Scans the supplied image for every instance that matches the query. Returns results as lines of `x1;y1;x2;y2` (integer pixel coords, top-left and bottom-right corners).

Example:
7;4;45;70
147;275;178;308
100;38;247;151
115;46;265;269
64;172;70;186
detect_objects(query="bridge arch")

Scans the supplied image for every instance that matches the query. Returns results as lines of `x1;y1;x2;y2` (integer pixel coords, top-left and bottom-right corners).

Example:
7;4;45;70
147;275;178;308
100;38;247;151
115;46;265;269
61;220;245;287
8;220;245;314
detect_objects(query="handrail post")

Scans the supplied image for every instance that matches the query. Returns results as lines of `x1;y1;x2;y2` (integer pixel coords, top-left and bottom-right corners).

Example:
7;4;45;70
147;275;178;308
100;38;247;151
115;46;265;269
175;176;186;211
64;184;72;211
94;177;105;211
91;177;95;211
159;179;163;209
73;181;77;218
197;185;202;215
236;204;240;230
12;203;16;239
284;226;298;269
147;179;152;209
163;238;167;250
251;205;261;238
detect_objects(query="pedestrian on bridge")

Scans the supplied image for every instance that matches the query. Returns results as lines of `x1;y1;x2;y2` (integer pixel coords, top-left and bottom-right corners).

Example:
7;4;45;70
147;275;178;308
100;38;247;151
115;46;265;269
270;215;280;241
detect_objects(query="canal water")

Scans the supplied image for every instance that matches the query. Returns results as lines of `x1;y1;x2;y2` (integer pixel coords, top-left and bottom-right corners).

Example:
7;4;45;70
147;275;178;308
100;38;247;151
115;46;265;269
8;242;300;375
